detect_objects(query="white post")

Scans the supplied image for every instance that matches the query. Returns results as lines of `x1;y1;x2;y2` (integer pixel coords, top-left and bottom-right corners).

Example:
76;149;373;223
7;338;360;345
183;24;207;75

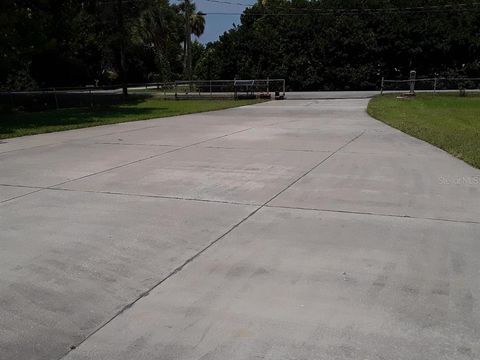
409;70;416;95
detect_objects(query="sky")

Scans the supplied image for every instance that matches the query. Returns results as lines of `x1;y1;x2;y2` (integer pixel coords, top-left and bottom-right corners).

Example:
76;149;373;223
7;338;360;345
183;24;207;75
176;0;256;44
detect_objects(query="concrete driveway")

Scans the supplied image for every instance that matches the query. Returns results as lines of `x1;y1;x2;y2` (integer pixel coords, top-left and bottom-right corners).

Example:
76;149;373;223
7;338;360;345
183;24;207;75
1;99;479;360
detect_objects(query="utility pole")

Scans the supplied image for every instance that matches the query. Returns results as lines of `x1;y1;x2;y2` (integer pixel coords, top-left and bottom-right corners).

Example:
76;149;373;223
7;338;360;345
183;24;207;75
117;0;128;97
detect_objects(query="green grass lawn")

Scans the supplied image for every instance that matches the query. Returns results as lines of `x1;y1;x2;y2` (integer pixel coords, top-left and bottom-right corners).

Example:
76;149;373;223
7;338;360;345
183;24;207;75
0;97;262;139
367;93;480;169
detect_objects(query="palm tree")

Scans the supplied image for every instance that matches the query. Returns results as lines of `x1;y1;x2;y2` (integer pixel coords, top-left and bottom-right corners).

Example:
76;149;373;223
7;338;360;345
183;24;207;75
180;1;205;80
190;11;205;38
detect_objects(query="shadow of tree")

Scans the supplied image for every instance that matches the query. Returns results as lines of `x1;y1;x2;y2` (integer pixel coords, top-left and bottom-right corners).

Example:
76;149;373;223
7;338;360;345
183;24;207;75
0;104;163;136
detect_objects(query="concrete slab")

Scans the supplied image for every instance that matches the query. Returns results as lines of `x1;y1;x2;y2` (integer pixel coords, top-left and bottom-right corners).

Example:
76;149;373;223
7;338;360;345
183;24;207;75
158;105;288;127
60;146;327;204
270;149;480;223
202;126;361;152
85;123;250;147
63;207;480;360
0;143;176;187
0;190;254;360
339;125;450;156
0;121;158;154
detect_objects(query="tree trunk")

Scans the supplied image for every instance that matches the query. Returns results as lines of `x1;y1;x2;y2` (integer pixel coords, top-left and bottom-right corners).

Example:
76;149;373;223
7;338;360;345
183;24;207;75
187;35;192;81
117;0;128;97
183;0;192;81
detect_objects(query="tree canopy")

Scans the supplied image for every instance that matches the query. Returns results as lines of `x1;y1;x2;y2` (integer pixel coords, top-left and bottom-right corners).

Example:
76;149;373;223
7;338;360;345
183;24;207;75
2;0;479;91
195;0;480;90
0;0;201;90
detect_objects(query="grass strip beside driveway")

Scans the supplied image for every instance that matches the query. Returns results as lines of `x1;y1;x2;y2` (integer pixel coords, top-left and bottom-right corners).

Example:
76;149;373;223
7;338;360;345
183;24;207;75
367;93;480;169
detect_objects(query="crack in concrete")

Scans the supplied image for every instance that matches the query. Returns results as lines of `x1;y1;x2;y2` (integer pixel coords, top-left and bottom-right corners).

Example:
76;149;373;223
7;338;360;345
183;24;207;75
45;187;258;207
0;184;43;189
0;143;59;156
0;188;46;204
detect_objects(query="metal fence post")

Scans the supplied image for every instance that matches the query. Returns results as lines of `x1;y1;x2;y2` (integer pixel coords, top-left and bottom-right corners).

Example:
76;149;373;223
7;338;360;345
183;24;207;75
409;70;416;95
174;81;178;99
380;77;384;95
433;77;438;94
89;89;93;109
53;88;59;110
210;80;212;97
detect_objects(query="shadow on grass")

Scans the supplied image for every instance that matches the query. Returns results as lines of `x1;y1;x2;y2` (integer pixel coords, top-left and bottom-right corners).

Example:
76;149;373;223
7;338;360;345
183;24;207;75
0;92;152;113
0;96;259;139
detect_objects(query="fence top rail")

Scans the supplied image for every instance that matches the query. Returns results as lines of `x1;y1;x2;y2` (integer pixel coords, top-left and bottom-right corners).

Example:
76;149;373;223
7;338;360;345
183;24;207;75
0;79;286;93
174;78;285;84
234;80;255;86
383;77;480;83
0;86;123;94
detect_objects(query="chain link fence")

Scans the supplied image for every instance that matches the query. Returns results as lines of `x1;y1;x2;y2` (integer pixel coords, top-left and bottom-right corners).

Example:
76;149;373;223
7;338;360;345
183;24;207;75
0;86;148;113
380;77;480;94
0;79;286;113
170;79;285;100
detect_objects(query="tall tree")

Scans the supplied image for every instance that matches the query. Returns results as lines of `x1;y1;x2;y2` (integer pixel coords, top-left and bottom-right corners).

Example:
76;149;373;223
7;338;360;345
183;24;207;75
179;1;205;80
0;0;186;90
134;0;184;81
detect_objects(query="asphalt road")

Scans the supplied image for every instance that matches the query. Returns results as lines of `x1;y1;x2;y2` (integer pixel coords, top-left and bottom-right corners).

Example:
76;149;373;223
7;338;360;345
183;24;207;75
1;99;479;360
